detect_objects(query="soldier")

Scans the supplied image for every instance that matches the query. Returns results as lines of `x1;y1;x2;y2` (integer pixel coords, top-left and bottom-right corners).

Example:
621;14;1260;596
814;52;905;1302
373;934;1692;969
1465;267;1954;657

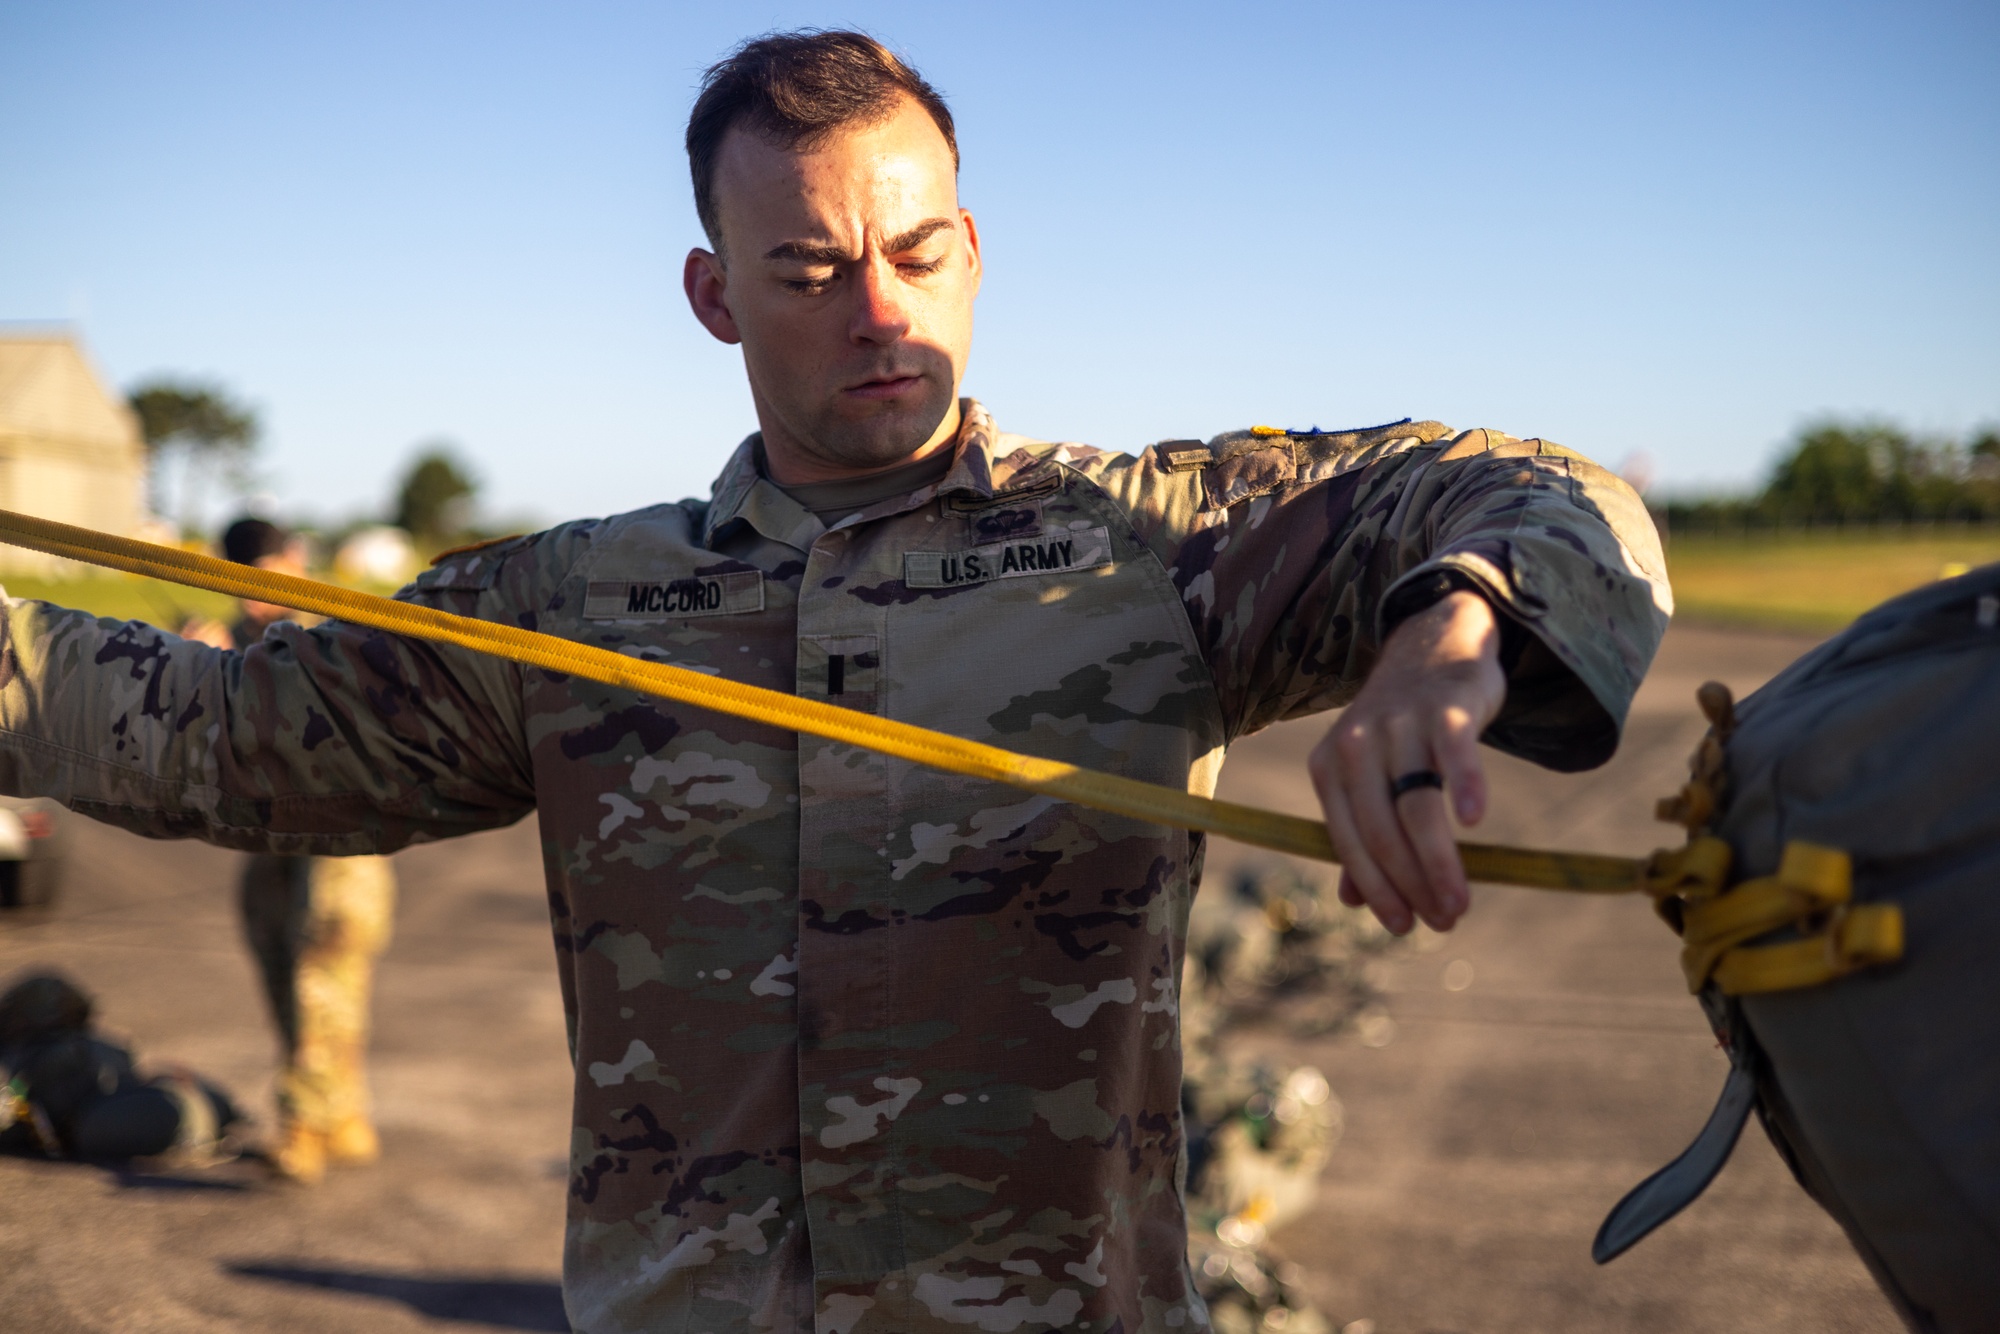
0;970;243;1163
184;517;399;1184
0;30;1672;1334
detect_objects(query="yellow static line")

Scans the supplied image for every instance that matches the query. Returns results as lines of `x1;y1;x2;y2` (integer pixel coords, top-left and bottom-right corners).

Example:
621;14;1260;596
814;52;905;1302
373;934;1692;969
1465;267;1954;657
0;508;1647;894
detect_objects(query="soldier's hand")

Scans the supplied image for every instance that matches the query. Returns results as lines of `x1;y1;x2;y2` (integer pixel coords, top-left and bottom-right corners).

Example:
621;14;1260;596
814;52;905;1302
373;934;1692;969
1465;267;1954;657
1308;590;1506;935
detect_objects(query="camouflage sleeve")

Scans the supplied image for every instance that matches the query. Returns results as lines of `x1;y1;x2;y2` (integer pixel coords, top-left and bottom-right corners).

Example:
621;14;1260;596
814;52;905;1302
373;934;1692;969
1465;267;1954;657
0;525;588;852
1089;421;1672;771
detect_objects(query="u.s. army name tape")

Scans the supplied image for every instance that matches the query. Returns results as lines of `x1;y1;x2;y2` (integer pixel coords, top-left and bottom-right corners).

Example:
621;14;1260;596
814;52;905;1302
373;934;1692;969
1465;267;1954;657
0;507;1647;893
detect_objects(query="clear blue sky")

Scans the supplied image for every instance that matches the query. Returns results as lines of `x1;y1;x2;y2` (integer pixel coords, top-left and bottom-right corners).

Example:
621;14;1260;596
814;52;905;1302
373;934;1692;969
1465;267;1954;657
3;1;1994;530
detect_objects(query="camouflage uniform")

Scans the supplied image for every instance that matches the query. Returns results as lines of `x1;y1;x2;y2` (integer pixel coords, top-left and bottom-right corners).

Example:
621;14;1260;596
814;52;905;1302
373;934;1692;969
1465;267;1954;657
0;403;1669;1332
230;615;397;1179
239;848;395;1173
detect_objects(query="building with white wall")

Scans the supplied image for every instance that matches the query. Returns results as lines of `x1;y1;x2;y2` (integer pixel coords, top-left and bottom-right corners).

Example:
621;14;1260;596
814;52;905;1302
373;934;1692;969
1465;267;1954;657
0;330;150;574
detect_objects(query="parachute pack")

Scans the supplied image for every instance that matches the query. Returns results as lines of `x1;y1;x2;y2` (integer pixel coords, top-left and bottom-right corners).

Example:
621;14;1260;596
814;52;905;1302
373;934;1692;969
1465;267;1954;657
1597;563;2000;1333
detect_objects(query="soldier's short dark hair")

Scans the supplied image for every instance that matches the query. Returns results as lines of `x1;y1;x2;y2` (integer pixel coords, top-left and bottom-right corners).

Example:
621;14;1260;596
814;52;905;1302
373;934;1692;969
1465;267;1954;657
221;517;289;566
0;972;93;1044
686;30;957;252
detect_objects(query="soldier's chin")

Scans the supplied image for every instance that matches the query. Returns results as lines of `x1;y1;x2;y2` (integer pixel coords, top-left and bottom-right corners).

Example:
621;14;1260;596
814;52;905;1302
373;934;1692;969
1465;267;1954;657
812;394;955;471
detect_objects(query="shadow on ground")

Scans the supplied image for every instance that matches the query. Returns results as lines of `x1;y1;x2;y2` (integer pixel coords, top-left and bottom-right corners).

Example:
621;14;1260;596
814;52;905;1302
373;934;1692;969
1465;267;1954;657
0;1145;260;1193
228;1263;567;1331
107;1165;257;1193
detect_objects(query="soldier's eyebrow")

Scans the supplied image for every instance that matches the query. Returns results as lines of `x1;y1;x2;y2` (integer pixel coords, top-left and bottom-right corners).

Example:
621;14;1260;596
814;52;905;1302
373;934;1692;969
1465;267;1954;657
882;218;957;255
763;239;849;265
762;218;956;265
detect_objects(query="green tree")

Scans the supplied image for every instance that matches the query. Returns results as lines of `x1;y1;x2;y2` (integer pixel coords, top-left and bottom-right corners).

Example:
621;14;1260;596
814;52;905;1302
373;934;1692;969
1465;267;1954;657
1757;421;1999;523
392;445;477;546
1663;420;2000;532
127;378;260;532
1966;427;2000;513
1759;422;1906;521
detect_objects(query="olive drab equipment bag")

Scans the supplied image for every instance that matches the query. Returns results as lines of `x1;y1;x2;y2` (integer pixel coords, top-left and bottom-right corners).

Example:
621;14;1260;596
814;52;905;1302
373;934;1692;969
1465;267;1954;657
1596;563;2000;1334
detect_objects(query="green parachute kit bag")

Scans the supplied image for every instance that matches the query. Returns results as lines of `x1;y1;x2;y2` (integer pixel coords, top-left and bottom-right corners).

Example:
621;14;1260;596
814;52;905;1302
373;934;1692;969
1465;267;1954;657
1596;563;2000;1334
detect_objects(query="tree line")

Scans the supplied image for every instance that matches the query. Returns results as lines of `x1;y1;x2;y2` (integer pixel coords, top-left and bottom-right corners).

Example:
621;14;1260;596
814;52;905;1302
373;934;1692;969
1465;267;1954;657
128;377;478;547
1662;420;2000;531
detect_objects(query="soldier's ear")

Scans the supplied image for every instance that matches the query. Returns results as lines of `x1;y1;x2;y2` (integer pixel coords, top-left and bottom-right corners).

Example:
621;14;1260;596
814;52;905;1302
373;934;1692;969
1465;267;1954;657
961;209;982;296
684;248;741;346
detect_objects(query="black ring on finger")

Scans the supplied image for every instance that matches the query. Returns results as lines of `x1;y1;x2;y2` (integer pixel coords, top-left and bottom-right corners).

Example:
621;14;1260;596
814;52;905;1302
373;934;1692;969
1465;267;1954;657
1389;769;1445;800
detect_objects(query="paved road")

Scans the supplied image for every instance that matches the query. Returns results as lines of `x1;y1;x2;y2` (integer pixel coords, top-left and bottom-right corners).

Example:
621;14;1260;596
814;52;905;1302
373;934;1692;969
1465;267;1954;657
0;624;1900;1332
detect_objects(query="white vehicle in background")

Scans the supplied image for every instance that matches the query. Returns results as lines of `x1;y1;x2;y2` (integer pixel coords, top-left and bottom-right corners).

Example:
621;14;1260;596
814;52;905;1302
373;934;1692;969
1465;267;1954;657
0;798;65;910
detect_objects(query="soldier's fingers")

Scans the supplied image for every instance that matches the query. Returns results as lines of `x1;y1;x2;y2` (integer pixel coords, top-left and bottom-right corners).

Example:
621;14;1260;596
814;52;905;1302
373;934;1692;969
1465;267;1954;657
1311;730;1412;934
1375;712;1454;927
1392;786;1466;923
1436;701;1488;827
1328;800;1412;935
1388;715;1469;922
1336;718;1438;928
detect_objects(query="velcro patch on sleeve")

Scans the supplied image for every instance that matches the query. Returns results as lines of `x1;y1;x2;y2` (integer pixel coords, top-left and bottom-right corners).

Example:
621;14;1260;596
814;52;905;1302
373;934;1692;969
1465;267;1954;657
584;570;764;620
1201;443;1296;509
1159;440;1212;472
418;537;528;592
903;527;1113;589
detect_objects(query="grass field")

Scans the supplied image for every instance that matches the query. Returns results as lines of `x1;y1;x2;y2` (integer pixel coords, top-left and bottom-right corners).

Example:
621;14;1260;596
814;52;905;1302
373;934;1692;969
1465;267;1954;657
0;572;239;626
0;571;404;628
1664;528;2000;632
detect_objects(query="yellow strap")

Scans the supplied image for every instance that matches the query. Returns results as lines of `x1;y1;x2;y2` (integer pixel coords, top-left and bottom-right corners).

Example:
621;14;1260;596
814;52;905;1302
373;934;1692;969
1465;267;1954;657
1679;841;1855;992
0;507;1647;892
1680;880;1821;990
1709;904;1905;996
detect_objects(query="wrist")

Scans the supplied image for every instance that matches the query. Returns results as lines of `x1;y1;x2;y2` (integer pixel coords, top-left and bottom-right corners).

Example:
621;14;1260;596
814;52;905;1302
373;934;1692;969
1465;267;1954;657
1385;590;1500;670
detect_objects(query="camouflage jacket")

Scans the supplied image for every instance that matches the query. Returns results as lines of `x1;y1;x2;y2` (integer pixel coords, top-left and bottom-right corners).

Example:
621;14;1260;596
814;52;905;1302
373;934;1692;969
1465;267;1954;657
0;402;1669;1333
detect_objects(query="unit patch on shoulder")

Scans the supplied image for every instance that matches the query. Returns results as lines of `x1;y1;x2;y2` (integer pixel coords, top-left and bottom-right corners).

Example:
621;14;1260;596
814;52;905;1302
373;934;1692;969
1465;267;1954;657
584;570;764;620
1251;418;1414;439
904;527;1113;589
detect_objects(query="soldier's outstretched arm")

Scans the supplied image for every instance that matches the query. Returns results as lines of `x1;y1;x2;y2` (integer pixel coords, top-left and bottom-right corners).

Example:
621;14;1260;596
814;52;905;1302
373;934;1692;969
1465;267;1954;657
1105;422;1673;932
1300;432;1671;932
0;536;555;854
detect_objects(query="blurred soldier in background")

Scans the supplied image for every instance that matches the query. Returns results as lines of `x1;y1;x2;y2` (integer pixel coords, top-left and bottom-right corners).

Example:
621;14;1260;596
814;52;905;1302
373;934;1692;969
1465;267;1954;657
184;518;398;1184
0;970;243;1163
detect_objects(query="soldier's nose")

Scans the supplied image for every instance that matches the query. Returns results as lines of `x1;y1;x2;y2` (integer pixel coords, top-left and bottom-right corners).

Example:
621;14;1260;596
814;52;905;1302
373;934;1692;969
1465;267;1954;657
850;258;912;344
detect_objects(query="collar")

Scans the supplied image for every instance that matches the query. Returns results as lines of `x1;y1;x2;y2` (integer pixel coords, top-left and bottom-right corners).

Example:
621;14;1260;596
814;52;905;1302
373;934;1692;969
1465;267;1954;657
701;399;1046;548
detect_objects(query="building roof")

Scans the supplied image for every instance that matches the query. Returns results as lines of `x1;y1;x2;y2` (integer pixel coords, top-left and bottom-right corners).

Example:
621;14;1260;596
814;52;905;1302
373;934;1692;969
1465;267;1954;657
0;330;143;456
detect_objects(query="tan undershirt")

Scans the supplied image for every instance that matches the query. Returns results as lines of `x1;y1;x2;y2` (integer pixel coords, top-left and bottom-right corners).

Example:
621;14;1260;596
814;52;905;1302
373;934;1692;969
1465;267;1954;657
761;444;957;527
